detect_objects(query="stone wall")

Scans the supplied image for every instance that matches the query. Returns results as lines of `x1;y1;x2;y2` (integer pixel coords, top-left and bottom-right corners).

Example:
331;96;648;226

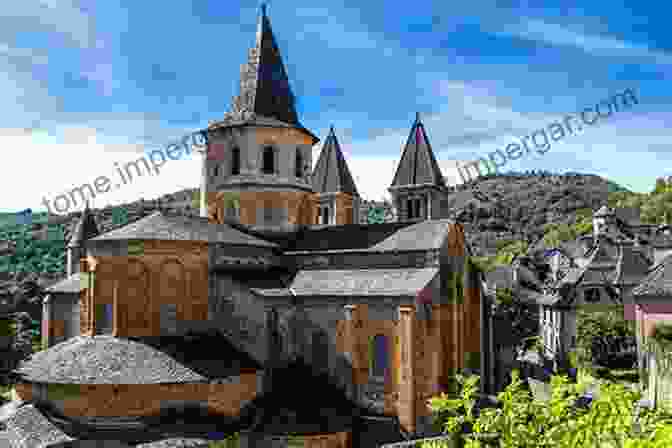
14;371;260;418
84;240;209;337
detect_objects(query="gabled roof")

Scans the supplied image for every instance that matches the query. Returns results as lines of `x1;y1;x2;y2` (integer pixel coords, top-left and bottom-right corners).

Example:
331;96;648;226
275;222;413;252
390;113;445;189
68;204;99;248
368;219;455;252
229;5;298;127
311;126;358;196
632;254;672;299
89;211;277;247
253;267;439;297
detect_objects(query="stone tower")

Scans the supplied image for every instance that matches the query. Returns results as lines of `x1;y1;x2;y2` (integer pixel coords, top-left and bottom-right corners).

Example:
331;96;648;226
201;4;320;231
311;126;360;225
389;113;448;221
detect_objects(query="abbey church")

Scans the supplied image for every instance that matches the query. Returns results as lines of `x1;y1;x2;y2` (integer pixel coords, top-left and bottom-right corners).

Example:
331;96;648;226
8;6;485;448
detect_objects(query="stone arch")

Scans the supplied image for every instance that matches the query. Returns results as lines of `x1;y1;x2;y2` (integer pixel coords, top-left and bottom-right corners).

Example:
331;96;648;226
125;259;150;334
370;334;389;380
159;258;186;300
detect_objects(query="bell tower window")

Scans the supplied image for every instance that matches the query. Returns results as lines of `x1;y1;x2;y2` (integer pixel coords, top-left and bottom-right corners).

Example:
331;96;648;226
295;149;303;178
262;146;275;174
231;147;241;175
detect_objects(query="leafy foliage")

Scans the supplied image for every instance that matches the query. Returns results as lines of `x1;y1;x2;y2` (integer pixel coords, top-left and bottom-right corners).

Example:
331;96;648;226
607;179;672;225
427;371;672;447
575;305;636;369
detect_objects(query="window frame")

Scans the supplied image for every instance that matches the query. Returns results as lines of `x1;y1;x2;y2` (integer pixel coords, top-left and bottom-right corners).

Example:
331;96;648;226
262;146;276;174
369;334;389;381
295;148;303;178
95;303;113;335
231;147;241;175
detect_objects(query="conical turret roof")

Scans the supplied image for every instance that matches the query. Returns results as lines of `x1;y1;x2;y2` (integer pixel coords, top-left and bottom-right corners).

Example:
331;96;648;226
229;4;299;126
390;113;445;188
311;126;358;196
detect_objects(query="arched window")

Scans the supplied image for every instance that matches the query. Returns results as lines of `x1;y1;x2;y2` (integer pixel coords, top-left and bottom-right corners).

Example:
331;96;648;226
262;146;275;174
231;147;241;175
370;334;389;379
295;149;303;178
312;330;329;372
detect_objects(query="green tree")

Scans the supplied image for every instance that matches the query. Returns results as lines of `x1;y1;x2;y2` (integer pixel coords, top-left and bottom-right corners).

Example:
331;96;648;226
427;371;672;447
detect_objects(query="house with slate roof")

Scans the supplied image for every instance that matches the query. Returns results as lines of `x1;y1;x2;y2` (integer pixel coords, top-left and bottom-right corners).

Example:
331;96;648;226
631;253;672;407
13;5;489;447
529;206;662;370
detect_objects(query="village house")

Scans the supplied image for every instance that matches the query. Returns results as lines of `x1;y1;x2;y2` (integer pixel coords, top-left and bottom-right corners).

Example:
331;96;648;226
5;6;488;448
530;206;671;373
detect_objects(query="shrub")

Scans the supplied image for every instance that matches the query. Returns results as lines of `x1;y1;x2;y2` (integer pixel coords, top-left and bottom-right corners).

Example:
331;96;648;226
427;370;672;447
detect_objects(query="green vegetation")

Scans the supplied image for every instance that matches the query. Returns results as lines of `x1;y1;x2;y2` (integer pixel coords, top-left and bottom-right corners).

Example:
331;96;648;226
575;305;636;369
541;210;593;248
0;218;66;274
470;240;529;273
608;177;672;225
426;370;672;447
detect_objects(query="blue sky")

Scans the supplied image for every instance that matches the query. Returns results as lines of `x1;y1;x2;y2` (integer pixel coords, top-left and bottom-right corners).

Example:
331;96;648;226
1;0;669;213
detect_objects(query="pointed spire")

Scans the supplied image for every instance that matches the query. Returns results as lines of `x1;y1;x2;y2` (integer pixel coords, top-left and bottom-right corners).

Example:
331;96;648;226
230;5;299;125
68;203;99;248
390;114;445;188
312;127;359;196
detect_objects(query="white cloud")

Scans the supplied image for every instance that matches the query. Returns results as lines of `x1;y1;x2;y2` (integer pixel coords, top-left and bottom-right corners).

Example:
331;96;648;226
0;128;201;213
495;19;672;65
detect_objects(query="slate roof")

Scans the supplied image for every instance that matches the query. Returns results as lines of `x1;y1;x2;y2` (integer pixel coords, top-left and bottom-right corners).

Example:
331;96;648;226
484;266;515;291
2;404;74;448
68;205;99;248
45;273;83;294
14;333;261;384
253;268;439;297
631;254;672;298
90;212;277;248
390;113;445;188
134;438;210;448
226;5;300;127
278;222;413;252
311;126;358;196
614;245;651;286
48;441;131;448
368;219;455;252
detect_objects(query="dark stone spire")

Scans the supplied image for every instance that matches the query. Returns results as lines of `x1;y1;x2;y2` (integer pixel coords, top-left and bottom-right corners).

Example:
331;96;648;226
312;126;359;196
229;5;299;125
68;201;99;248
390;113;445;188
